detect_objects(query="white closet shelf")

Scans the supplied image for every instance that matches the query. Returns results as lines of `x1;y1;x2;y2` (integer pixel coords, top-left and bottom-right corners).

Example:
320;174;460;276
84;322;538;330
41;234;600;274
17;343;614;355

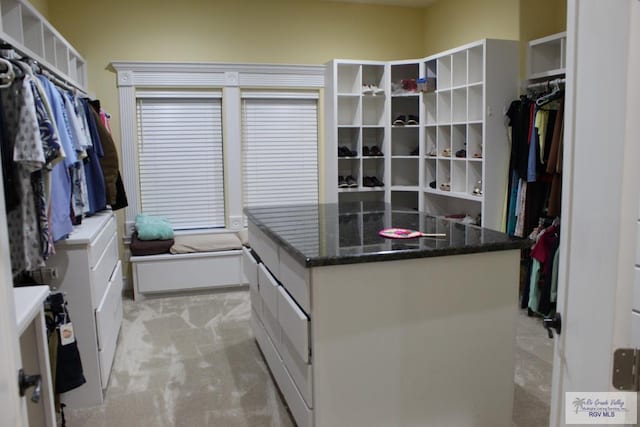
425;188;483;202
392;186;419;191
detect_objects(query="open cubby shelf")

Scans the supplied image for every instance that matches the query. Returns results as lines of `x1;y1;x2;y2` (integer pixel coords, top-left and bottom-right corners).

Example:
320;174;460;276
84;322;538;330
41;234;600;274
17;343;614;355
327;40;518;230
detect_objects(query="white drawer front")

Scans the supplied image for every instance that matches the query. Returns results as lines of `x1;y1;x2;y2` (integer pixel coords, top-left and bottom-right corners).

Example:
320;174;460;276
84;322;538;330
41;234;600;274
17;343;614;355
258;264;279;319
279;249;311;314
252;314;312;427
96;260;123;388
280;328;313;408
90;233;119;308
249;222;279;276
242;247;259;291
250;284;262;322
277;287;310;364
88;215;116;268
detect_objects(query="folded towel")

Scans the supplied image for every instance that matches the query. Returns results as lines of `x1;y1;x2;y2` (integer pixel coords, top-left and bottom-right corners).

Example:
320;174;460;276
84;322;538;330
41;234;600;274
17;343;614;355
135;214;174;240
170;233;242;254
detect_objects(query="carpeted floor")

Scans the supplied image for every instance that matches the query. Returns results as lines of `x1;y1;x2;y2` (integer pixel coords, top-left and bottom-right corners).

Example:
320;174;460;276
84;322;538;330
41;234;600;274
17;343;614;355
67;289;552;427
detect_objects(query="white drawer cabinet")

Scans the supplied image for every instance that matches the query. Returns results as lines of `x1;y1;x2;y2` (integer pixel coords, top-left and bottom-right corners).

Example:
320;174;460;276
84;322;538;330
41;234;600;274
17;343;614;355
46;211;123;408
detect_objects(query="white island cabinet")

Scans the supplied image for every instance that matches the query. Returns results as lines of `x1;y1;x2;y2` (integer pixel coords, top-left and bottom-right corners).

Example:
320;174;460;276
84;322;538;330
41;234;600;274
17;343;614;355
244;202;525;427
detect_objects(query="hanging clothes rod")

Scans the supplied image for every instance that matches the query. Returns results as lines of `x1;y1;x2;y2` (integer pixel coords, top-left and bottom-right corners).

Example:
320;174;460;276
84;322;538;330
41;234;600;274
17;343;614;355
526;77;566;90
0;38;89;97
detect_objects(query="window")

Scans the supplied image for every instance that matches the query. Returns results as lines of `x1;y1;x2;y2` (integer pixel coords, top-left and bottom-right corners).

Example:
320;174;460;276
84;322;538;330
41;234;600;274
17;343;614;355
241;93;319;210
136;93;225;230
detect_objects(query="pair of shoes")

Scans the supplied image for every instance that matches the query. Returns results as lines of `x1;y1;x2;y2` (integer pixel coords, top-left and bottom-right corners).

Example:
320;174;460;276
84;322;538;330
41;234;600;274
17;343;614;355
429;180;436;189
338;146;357;157
362;84;384;95
410;146;419;156
440;182;451;191
473;152;482;158
455;149;466;158
472;180;482;196
363;146;383;156
442;148;451;157
338;175;357;188
393;115;419;126
427;148;437;157
363;176;384;187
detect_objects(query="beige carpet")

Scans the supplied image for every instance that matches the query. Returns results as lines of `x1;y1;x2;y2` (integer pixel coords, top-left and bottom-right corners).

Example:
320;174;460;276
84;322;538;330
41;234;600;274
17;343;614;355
67;289;552;427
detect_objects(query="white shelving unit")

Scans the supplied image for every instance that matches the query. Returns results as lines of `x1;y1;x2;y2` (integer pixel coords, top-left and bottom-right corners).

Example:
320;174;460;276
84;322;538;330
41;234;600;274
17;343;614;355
527;32;566;80
326;39;518;230
0;0;88;90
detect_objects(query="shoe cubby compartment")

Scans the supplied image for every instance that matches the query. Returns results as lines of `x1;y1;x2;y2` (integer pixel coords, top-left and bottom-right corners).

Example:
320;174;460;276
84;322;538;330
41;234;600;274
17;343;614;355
425;126;437;157
425;158;436;188
437;91;451;124
54;38;69;74
362;127;385;157
338;127;360;157
338;161;359;191
424;92;437;125
363;96;385;126
391;126;419;157
452;88;467;123
452;51;467;87
338;96;361;126
391;158;418;187
451;159;466;193
362;158;385;189
43;26;55;64
338;191;384;204
436;56;452;90
467;85;483;122
467;123;482;159
452;125;466;157
390;62;419;96
22;6;43;56
337;64;361;94
362;212;385;245
436;159;451;189
467;162;483;197
424;59;437;92
362;64;386;92
391;96;420;126
437;125;451;157
2;0;23;42
339;214;361;247
468;45;484;84
391;191;419;211
423;194;481;225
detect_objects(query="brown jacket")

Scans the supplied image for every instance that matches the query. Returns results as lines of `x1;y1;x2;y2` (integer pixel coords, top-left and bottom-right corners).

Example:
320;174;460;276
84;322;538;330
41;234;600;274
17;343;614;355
90;107;119;205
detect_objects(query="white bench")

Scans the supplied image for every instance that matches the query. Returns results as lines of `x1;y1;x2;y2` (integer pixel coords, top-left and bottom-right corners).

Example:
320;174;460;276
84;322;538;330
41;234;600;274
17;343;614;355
130;231;249;300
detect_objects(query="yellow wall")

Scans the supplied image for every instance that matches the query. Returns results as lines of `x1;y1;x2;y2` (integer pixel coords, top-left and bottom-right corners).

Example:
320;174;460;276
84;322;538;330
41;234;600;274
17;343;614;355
28;0;48;19
423;0;520;56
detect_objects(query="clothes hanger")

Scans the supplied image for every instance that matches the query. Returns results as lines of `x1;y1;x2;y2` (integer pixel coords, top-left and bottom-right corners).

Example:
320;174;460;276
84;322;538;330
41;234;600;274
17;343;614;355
0;57;15;89
536;80;563;107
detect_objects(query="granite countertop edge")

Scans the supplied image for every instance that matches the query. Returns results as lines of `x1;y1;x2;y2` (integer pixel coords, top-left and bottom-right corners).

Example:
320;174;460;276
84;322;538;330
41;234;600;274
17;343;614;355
247;212;530;268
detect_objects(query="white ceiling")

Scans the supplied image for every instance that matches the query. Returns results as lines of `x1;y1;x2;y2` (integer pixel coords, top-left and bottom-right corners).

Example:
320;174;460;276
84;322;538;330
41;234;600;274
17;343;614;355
315;0;437;7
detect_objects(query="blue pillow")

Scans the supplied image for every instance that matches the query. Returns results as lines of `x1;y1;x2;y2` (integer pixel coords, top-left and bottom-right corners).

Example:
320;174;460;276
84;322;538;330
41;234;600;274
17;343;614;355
135;214;175;240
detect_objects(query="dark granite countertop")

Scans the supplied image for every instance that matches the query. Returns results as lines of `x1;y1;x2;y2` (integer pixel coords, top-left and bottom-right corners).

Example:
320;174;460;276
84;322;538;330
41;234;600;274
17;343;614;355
245;202;529;268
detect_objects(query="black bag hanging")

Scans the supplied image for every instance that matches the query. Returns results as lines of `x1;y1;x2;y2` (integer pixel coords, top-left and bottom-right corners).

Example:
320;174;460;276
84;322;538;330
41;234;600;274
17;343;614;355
44;292;86;394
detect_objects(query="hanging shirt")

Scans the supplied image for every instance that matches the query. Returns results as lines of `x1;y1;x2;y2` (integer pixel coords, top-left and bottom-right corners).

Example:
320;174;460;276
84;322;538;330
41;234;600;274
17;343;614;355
37;75;77;241
2;75;46;273
81;98;107;214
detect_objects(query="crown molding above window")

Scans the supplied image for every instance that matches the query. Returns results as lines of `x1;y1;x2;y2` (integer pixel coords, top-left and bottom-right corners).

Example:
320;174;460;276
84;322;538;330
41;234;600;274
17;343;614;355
111;61;326;88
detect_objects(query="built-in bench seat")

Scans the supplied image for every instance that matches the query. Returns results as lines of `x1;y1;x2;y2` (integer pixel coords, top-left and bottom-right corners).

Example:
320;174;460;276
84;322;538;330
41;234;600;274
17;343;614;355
130;230;249;300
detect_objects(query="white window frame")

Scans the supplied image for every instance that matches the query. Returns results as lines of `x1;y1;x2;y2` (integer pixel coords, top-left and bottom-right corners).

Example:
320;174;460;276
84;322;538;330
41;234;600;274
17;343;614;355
112;62;325;237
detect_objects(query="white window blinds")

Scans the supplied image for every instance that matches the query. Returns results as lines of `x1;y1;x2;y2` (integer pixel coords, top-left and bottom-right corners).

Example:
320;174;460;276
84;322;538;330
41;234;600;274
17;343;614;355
136;95;225;230
241;94;319;209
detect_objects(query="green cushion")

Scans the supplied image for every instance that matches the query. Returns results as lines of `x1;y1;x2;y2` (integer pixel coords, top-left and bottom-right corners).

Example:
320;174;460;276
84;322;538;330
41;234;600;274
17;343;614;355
135;214;175;240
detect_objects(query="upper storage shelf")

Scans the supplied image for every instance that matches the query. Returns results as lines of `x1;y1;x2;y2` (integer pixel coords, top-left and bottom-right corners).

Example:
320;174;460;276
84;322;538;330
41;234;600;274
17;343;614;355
527;32;566;80
0;0;87;90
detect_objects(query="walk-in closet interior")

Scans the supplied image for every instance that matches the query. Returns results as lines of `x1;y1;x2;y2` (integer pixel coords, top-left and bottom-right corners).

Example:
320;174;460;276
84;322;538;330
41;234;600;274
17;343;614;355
2;1;639;427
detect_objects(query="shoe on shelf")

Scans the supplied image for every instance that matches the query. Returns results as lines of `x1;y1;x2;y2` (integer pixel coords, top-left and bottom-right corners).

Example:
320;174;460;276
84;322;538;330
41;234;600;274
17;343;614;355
370;146;383;156
338;176;348;188
362;84;373;94
442;148;451;157
427;148;437;157
363;176;374;187
472;180;483;196
363;145;370;156
393;115;407;126
406;115;419;125
440;182;451;191
339;146;357;157
372;85;385;95
410;147;419;156
473;152;482;158
346;175;358;187
370;176;384;187
429;180;436;189
455;149;466;158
